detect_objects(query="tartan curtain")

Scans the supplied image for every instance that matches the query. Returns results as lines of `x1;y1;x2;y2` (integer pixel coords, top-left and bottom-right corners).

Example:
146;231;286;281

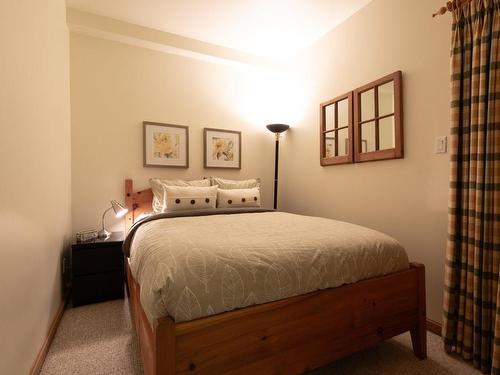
443;0;500;374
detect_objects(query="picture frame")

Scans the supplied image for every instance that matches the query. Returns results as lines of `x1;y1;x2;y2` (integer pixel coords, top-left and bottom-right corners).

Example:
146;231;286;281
143;121;189;168
204;128;241;169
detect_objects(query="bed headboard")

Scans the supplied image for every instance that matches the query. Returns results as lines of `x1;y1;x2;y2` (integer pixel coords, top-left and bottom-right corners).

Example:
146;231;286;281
125;179;153;232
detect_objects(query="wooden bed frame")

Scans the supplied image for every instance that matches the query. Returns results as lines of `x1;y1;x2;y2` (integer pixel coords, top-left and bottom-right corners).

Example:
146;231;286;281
124;179;427;374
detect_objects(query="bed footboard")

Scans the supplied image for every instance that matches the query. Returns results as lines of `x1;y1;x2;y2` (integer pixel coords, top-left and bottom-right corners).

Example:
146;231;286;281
127;263;426;374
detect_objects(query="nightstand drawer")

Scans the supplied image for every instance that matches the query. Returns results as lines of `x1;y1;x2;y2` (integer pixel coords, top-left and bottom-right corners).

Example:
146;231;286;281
73;245;124;276
72;271;124;307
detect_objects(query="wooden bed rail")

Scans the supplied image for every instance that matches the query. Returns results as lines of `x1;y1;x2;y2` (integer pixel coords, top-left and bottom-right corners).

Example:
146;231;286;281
127;263;426;374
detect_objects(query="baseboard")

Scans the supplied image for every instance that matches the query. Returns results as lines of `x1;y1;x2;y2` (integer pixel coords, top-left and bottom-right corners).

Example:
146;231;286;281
29;291;69;375
426;318;442;337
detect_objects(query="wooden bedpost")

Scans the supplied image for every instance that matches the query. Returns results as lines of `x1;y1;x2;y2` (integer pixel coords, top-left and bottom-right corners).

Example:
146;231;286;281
123;178;155;233
409;262;427;359
125;179;134;233
155;318;176;374
128;263;176;375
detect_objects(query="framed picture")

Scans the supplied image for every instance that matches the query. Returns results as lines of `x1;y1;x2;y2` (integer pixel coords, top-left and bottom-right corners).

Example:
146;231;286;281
204;128;241;169
143;121;189;168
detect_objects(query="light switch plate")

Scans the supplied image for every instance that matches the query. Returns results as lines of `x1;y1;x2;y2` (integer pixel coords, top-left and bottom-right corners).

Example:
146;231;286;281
435;136;447;154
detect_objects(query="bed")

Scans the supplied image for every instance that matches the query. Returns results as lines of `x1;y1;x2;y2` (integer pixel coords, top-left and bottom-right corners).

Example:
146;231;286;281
123;178;426;375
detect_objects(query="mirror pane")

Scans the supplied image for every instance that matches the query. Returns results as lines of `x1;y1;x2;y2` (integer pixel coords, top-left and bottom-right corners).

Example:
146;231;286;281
324;104;334;131
336;128;348;156
337;99;348;127
361;121;376;152
378;81;394;116
361;89;375;121
324;134;335;157
379;116;395;150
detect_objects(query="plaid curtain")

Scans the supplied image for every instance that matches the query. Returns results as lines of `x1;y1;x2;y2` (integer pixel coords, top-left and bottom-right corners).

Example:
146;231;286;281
443;0;500;374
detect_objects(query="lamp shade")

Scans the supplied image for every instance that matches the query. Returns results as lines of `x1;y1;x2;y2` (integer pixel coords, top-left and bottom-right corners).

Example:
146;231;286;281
266;124;290;133
111;200;128;218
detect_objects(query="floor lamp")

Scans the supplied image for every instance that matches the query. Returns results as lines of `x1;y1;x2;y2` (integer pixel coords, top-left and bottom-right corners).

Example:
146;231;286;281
266;124;290;210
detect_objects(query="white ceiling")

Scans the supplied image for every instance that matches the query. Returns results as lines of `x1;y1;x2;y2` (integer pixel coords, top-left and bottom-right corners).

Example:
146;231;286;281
66;0;371;59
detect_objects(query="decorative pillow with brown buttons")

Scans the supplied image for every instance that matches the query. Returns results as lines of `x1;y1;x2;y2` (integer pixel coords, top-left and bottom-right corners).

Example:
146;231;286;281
217;187;261;208
165;185;217;211
149;178;210;213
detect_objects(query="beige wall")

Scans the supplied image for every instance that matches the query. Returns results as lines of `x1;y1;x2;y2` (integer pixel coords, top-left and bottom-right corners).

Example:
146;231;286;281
0;1;71;374
70;0;450;323
70;33;274;233
280;0;450;322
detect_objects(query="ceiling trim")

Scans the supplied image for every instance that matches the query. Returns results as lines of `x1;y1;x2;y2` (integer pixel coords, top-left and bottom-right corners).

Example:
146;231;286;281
67;8;278;68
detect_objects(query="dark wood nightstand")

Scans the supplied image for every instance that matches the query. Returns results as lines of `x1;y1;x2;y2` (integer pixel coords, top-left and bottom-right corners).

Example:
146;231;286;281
71;231;125;307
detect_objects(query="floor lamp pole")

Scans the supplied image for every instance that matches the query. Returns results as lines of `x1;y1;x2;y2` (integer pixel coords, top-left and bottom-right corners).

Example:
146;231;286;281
273;133;280;210
265;123;290;211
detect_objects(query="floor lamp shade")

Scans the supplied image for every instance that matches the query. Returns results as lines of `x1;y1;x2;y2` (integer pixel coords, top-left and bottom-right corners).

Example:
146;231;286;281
266;124;290;210
266;124;290;134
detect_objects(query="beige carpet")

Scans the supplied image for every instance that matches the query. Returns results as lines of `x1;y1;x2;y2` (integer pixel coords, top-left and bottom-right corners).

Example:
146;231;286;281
41;298;479;375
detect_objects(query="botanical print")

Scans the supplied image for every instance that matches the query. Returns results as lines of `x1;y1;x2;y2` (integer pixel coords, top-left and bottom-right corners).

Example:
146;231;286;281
153;132;180;159
204;128;241;169
212;137;234;161
143;122;188;168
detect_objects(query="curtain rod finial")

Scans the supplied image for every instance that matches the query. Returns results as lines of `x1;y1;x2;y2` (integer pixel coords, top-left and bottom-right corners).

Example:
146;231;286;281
432;6;448;17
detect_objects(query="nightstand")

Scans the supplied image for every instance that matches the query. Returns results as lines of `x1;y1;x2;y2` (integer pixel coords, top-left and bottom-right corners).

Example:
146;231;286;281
71;231;125;307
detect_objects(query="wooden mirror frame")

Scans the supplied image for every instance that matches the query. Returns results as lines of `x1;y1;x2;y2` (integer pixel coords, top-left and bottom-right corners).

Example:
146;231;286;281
353;71;403;162
319;92;354;166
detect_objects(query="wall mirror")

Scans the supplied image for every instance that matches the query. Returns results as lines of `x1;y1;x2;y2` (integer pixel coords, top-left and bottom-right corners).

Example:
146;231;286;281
319;92;353;165
353;71;403;162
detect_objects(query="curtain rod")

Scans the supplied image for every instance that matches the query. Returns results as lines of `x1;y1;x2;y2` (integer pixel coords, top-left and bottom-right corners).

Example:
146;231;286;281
432;0;471;17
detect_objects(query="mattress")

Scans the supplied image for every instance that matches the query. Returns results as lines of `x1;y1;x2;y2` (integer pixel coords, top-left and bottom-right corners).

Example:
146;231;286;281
128;211;409;323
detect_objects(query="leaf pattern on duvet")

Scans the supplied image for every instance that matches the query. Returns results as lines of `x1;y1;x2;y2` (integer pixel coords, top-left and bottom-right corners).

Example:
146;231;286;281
221;265;244;310
281;247;317;292
162;245;178;276
187;248;218;293
305;267;321;293
243;292;258;307
152;262;174;308
230;248;270;282
264;264;292;300
206;305;215;315
152;262;172;290
130;211;409;323
174;287;201;322
312;247;330;289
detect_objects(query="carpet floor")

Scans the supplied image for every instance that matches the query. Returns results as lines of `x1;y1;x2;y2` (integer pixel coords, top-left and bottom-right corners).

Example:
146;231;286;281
41;298;479;375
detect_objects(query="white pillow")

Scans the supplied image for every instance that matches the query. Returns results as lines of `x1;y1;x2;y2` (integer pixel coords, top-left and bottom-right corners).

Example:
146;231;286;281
210;177;260;190
150;178;210;213
165;185;217;211
217;187;261;208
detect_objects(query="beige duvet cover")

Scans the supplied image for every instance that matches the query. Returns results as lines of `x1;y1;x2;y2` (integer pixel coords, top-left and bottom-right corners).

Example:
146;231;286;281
129;211;409;323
